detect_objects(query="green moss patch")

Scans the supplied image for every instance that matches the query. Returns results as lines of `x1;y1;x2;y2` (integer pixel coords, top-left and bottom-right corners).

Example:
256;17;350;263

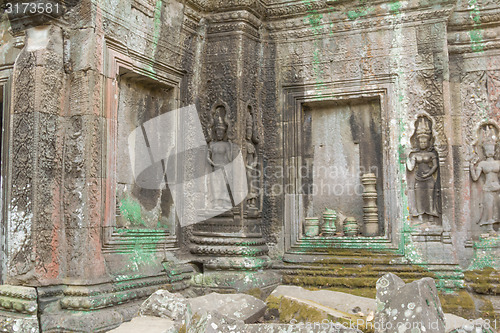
465;267;500;295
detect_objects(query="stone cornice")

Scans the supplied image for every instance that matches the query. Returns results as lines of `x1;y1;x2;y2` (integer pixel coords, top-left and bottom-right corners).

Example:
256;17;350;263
447;4;500;54
188;1;456;40
208;9;262;30
448;6;500;32
264;6;455;40
185;0;267;18
448;40;500;54
184;0;457;20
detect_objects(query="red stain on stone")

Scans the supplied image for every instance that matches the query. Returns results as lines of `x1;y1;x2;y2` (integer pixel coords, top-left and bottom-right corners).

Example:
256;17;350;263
45;227;61;280
45;176;63;280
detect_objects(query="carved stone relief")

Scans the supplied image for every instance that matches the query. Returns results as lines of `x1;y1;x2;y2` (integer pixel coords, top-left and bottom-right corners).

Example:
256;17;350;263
244;104;261;210
470;122;500;234
206;103;234;210
461;71;489;153
406;115;442;227
407;70;445;117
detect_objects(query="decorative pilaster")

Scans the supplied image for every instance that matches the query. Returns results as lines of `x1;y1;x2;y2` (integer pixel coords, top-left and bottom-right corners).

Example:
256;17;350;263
189;7;280;294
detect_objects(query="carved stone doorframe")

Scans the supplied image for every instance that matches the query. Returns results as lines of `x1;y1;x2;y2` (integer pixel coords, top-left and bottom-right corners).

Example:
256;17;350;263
281;75;402;255
0;67;12;284
102;38;184;255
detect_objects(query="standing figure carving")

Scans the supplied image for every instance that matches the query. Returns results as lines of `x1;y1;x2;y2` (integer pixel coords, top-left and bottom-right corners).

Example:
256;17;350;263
407;116;441;225
207;105;233;209
470;124;500;233
245;105;260;209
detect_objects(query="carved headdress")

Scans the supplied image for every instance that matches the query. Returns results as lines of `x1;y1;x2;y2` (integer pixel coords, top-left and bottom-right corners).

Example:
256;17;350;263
482;124;497;146
215;113;227;131
416;117;432;139
410;116;435;151
210;105;229;142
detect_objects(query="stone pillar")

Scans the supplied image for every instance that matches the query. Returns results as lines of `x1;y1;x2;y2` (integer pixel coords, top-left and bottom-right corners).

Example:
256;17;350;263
189;7;280;295
448;0;500;271
5;25;67;286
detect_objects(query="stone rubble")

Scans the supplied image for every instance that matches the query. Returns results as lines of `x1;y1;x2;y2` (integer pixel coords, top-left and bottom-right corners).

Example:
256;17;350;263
109;280;491;333
139;290;192;324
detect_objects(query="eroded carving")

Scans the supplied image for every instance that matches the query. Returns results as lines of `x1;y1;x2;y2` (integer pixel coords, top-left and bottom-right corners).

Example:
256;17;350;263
207;104;233;209
245;104;260;209
407;116;442;226
470;123;500;233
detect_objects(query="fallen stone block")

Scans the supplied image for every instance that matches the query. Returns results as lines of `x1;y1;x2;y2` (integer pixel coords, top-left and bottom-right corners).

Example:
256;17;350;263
266;291;367;331
375;273;446;333
269;285;376;318
444;313;471;333
188;292;266;324
139;290;191;324
186;310;245;333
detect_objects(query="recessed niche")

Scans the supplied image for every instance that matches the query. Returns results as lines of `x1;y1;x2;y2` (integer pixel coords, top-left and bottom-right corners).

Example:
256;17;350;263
116;76;176;230
302;98;385;232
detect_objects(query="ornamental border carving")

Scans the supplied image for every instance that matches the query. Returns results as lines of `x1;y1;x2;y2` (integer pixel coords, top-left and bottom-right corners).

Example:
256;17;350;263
265;8;453;40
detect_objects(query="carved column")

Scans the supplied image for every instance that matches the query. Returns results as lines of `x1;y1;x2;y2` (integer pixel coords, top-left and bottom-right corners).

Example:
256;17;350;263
5;25;68;285
361;173;379;236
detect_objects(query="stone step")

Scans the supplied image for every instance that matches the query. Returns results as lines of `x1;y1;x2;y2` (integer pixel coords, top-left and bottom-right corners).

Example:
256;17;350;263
464;268;500;295
282;251;400;265
277;264;433;275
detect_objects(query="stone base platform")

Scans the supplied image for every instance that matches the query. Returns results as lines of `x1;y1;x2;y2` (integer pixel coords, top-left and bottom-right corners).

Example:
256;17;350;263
0;264;194;332
191;270;281;299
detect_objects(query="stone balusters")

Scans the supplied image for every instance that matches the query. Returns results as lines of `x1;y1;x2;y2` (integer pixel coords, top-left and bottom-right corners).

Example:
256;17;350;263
361;173;379;236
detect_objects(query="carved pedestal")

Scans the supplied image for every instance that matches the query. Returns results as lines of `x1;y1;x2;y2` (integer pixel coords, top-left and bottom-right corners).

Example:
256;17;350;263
408;228;463;289
189;209;280;295
467;234;500;271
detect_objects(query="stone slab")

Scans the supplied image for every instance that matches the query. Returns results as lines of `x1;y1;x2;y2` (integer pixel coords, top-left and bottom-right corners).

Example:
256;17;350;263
444;313;471;333
107;316;174;333
268;285;469;333
188;292;266;323
269;285;376;317
245;323;362;333
187;310;245;333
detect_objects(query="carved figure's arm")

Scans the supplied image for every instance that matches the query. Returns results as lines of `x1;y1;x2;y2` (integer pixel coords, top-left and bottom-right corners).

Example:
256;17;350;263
406;152;416;171
207;145;215;167
423;153;439;178
470;160;482;181
227;142;233;162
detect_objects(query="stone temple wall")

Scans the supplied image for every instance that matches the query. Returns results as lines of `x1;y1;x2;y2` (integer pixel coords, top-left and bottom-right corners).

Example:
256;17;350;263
0;0;499;331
